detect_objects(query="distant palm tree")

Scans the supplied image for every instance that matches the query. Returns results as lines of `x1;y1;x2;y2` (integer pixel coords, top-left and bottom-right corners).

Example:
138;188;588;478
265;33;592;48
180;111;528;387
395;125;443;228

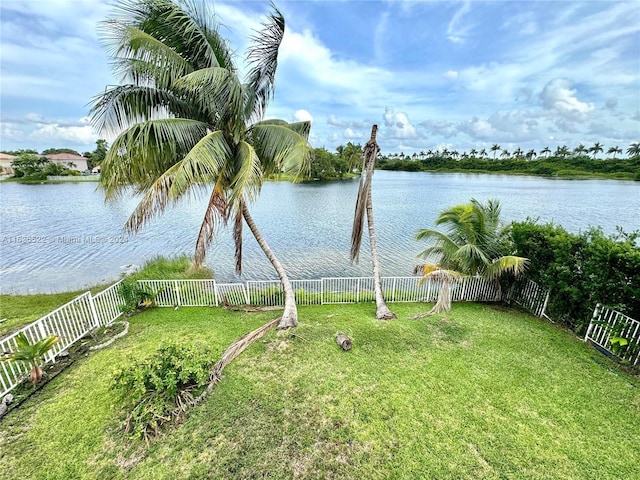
607;146;622;159
491;144;501;159
540;146;551;157
415;199;528;314
91;0;311;329
419;150;426;160
626;142;640;158
451;150;459;160
526;149;537;161
351;125;396;320
574;144;587;157
500;149;510;159
590;142;604;159
513;147;523;159
469;148;478;158
479;148;487;158
555;145;570;158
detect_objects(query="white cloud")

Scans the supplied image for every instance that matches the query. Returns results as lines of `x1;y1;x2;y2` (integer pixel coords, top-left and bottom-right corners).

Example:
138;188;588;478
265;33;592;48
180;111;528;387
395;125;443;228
382;107;417;139
294;109;313;124
540;78;594;123
444;70;458;80
447;1;472;44
29;119;97;146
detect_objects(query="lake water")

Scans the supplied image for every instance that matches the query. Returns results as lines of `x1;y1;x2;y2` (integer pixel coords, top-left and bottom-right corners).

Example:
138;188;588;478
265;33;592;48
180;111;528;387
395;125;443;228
0;171;638;294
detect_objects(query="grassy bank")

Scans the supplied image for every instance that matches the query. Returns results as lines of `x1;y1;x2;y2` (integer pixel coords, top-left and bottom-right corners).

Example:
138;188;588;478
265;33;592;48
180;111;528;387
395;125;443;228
0;256;210;337
1;303;638;479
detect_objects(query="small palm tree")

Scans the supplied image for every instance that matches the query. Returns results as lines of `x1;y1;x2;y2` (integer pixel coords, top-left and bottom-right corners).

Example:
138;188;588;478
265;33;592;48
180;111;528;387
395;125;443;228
415;199;528;314
540;146;551;157
526;149;537;161
2;333;60;384
574;144;587;157
491;144;501;159
500;149;510;159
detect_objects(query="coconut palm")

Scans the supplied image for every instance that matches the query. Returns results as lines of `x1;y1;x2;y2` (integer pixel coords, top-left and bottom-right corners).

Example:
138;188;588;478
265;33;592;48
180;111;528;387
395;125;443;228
500;149;510;159
540;146;551;158
607;146;622;159
555;145;570;158
574;144;587;157
479;148;487;158
590;142;604;159
415;199;528;314
627;142;640;158
90;0;311;329
525;149;537;161
2;333;60;384
350;125;396;320
513;147;523;159
491;144;501;159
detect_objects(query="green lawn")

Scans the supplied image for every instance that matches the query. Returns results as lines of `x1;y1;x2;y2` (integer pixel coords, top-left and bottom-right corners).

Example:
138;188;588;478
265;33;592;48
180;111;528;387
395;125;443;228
1;303;638;479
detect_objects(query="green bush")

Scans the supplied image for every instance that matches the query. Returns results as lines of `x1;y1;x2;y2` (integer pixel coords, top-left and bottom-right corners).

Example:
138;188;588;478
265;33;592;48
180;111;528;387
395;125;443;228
117;278;159;313
112;341;214;441
510;221;640;333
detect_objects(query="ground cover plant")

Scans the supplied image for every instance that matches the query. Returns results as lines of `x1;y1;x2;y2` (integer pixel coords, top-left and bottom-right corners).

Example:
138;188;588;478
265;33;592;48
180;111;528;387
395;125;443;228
1;303;639;479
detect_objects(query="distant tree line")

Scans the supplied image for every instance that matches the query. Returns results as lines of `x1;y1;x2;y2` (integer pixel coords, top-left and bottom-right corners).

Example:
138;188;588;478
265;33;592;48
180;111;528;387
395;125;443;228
378;142;640;180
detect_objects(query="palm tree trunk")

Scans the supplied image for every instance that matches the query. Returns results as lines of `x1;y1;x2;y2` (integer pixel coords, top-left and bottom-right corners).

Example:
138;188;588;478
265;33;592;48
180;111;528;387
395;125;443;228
365;187;396;320
241;202;297;329
362;127;395;320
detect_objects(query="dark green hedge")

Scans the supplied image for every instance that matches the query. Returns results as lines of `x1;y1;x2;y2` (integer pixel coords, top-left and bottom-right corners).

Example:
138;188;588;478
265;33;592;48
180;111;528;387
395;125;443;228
510;221;640;334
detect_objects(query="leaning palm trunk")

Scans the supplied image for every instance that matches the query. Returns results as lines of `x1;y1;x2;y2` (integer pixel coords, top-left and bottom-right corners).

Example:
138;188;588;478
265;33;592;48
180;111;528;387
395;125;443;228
351;125;396;320
241;202;298;329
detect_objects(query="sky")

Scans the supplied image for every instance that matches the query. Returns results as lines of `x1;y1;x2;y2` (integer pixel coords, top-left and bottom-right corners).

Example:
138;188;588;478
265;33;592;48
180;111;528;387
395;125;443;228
1;0;639;156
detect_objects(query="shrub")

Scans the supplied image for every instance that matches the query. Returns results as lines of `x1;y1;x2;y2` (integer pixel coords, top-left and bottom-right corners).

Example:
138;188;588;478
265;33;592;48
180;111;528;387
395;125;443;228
510;221;640;333
117;278;160;314
112;341;214;441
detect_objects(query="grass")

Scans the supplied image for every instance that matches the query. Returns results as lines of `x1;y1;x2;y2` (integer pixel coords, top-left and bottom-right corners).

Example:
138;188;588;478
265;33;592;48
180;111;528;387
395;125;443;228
0;256;211;337
1;302;638;479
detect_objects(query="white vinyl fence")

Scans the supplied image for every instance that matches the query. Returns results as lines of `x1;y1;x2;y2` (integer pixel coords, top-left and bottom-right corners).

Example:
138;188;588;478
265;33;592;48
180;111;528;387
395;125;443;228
0;282;124;398
505;278;550;319
1;275;549;398
584;304;640;366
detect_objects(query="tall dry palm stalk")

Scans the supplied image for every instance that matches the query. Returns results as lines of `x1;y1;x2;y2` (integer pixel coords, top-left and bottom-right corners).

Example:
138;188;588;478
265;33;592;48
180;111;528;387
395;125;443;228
90;0;311;329
350;125;396;320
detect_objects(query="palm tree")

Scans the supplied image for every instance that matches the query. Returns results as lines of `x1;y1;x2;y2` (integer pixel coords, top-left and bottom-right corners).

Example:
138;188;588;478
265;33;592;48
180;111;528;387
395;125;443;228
540;146;551;158
2;333;60;384
590;142;604;159
574;144;587;157
607;146;622;159
479;148;487;158
90;0;311;329
626;142;640;158
350;125;396;320
469;148;478;158
415;199;528;314
526;149;537;161
500;149;510;159
555;145;570;158
491;144;501;159
513;147;523;159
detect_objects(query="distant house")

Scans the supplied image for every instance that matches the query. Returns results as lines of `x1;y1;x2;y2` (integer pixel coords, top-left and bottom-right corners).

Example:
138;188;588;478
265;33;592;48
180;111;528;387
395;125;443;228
44;153;89;172
0;153;15;175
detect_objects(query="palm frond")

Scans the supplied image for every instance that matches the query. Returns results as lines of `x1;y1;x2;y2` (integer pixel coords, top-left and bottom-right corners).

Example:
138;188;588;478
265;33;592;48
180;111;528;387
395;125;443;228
124;130;232;233
485;255;529;280
89;84;197;138
249;122;311;179
194;180;228;266
172;67;244;130
228;141;262;206
244;3;285;123
99;21;194;87
100;118;210;198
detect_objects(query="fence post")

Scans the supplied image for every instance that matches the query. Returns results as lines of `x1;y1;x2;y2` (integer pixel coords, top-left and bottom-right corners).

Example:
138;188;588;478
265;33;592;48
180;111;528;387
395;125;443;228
391;277;397;302
88;292;101;328
213;280;220;307
174;280;181;307
540;290;550;319
244;282;250;305
356;278;360;303
584;303;602;341
321;278;325;305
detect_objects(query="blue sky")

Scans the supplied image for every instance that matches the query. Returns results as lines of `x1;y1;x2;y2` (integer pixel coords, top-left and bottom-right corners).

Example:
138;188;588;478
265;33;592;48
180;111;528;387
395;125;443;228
1;0;639;156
